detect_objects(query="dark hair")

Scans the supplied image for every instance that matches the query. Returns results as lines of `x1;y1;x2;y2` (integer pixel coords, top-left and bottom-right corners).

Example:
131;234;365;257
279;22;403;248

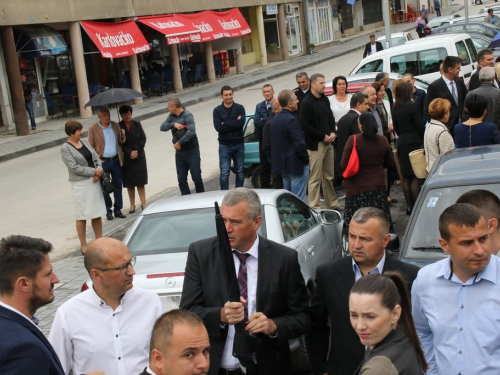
456;189;500;221
443;56;462;74
310;73;325;84
150;309;204;354
393;82;413;110
332;76;348;95
358;112;378;141
375;72;388;82
278;89;295;108
350;93;368;108
477;48;494;63
439;203;484;241
119;104;133;115
350;272;428;373
465;93;488;118
369;34;375;38
64;120;83;135
372;81;385;93
296;71;308;79
167;97;182;108
220;85;233;95
0;235;53;295
262;83;273;90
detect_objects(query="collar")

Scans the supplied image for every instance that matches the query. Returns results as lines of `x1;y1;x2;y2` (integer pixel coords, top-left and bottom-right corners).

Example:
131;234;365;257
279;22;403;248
233;235;259;260
429;119;450;130
352;252;386;276
436;255;497;285
90;285;130;309
0;301;39;327
352;109;361;115
441;75;455;85
145;366;156;375
98;121;112;130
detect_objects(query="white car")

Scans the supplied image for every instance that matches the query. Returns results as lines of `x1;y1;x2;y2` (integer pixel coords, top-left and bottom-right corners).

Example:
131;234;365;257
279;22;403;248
427;14;461;28
377;32;416;48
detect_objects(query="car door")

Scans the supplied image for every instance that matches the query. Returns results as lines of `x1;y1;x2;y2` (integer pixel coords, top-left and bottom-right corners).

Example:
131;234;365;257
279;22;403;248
455;40;474;83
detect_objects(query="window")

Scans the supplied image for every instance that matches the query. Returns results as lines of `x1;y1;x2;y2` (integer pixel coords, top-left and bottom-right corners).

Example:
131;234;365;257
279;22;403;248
317;6;333;43
277;195;317;242
355;59;383;74
455;41;471;65
240;8;253;54
465;38;477;63
244;117;256;143
419;48;447;75
390;53;418;76
264;12;280;48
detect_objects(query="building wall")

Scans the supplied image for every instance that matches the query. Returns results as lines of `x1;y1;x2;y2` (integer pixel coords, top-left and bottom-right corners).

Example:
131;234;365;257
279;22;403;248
243;7;261;66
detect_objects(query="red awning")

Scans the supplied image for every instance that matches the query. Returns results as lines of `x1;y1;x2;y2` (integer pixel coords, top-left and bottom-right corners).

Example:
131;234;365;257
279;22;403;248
80;20;150;58
137;15;201;45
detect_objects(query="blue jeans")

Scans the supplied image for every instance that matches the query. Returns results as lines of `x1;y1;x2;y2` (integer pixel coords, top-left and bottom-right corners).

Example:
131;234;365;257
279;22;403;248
282;164;309;200
175;150;205;195
102;159;123;215
219;143;244;190
25;100;36;129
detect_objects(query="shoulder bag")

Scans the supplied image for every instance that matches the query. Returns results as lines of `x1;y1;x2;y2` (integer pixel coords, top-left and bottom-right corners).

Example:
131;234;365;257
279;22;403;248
343;134;360;178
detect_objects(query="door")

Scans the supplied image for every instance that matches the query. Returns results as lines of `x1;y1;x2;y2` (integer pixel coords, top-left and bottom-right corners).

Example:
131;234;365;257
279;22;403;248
286;6;303;56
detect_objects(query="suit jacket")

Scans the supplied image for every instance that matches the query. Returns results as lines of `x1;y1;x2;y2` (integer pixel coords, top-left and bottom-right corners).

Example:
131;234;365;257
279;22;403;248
0;305;64;375
262;113;276;163
424;76;467;132
306;255;419;375
392;101;425;146
88;121;126;166
336;110;361;168
270;109;309;175
119;119;147;160
469;83;500;130
468;66;500;91
363;41;383;58
180;236;310;375
254;100;273;141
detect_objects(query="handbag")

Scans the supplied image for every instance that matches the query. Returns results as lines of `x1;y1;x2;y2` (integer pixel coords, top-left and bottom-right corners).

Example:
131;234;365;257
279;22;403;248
409;149;428;179
343;134;360;178
100;172;116;194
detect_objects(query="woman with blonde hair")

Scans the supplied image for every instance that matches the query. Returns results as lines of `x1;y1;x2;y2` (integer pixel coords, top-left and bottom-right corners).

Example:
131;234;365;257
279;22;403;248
424;98;455;172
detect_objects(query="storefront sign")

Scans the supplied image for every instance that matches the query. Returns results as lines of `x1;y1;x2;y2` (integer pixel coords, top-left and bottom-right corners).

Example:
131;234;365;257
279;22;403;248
267;5;278;15
80;20;150;58
137;15;201;45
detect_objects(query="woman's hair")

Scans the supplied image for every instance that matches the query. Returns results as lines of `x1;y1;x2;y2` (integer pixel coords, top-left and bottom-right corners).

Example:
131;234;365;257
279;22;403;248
391;79;404;98
65;120;83;136
119;104;133;115
350;272;428;373
332;76;348;95
428;98;451;120
465;93;488;118
358;112;378;141
372;81;385;93
393;82;413;110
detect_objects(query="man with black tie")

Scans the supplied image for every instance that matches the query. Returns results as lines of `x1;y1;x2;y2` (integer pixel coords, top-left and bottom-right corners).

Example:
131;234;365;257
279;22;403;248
306;207;419;375
254;84;275;188
181;188;310;375
468;49;498;91
363;34;383;58
424;56;467;132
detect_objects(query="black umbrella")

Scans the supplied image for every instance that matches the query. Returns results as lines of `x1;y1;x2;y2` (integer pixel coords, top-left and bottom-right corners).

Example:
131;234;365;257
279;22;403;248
84;88;146;109
214;202;261;371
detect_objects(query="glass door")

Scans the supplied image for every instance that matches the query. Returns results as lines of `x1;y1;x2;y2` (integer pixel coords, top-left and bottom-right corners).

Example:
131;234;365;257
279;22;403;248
286;7;303;56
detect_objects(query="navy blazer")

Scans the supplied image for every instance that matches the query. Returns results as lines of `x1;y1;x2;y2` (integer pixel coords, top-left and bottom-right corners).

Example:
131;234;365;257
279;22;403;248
254;100;273;141
0;305;64;375
270;109;309;176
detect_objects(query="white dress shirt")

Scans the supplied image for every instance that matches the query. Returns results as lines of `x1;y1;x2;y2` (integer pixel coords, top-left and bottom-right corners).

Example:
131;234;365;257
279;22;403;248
441;75;457;99
220;236;259;370
49;286;163;375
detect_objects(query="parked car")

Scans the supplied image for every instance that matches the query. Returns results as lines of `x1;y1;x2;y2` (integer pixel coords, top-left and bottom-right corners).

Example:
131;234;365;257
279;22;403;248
82;189;343;372
435;31;499;59
377;31;416;48
427;14;461;28
432;22;500;39
474;0;498;6
481;4;500;12
450;14;487;23
398;145;500;268
351;34;477;84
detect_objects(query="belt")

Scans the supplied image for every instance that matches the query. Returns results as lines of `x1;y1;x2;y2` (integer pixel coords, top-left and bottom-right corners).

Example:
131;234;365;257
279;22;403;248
101;155;118;161
218;369;244;375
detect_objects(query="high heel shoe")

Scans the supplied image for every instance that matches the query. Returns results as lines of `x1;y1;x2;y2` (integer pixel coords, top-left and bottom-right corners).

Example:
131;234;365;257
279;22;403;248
406;207;412;216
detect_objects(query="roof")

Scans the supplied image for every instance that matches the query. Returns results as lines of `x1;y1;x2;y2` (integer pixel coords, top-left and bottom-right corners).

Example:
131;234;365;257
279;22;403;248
377;32;407;39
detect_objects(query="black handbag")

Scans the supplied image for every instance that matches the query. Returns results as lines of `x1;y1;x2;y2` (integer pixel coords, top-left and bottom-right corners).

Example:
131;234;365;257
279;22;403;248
100;172;116;194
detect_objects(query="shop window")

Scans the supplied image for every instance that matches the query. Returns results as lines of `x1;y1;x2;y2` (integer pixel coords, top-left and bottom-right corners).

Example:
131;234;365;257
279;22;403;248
240;8;254;54
264;19;280;47
363;0;383;25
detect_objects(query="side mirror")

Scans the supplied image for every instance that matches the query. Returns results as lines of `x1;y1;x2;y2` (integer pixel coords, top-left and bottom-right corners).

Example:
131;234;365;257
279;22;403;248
318;209;342;224
386;233;400;251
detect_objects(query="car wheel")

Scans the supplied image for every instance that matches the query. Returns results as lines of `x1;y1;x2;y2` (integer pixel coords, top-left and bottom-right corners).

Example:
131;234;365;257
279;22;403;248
250;164;281;189
291;335;312;373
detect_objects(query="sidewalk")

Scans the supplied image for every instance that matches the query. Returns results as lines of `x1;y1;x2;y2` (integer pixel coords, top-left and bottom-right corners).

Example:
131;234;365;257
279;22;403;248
0;4;463;163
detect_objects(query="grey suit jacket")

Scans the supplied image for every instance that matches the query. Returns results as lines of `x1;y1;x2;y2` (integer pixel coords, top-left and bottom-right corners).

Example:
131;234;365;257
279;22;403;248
468;83;500;130
61;139;102;182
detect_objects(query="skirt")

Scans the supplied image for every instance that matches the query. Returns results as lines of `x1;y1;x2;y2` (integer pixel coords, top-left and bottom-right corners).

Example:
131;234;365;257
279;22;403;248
122;156;148;188
71;178;107;220
344;190;394;233
398;143;421;177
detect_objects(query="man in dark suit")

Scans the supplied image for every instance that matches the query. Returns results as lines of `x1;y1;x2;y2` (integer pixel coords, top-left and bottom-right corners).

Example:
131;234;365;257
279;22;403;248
424;56;467;132
0;235;64;375
363;35;383;58
181;188;310;375
254;84;275;188
469;67;500;130
293;71;310;110
336;93;371;168
468;48;497;91
139;309;210;375
306;207;419;375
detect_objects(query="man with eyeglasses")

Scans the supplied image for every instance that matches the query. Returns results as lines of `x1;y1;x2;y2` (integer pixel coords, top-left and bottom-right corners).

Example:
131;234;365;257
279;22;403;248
49;237;163;375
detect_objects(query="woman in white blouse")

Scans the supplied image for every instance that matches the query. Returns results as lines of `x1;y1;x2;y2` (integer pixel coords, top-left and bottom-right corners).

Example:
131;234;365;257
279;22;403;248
329;76;352;125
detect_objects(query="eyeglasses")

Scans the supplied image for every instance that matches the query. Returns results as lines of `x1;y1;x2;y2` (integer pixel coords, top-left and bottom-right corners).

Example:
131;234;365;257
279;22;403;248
96;257;136;274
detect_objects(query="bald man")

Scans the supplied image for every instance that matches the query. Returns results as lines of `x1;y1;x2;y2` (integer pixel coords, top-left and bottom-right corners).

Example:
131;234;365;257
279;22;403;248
49;238;163;375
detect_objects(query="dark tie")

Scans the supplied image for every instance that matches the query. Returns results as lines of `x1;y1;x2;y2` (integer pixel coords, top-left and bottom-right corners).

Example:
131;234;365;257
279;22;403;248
233;251;250;320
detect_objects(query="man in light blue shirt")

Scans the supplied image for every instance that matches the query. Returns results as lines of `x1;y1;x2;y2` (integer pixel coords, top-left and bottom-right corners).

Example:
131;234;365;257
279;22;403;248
412;203;500;375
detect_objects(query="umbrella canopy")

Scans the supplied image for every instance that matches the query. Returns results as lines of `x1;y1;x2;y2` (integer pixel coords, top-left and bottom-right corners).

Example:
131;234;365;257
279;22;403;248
214;202;261;370
489;31;500;49
84;88;146;108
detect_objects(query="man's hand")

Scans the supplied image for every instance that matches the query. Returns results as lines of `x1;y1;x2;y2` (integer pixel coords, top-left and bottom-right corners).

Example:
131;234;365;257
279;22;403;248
237;116;242;120
245;312;277;335
174;122;184;130
120;129;126;137
388;124;394;132
221;297;245;325
130;150;138;159
323;134;332;144
173;142;181;151
329;132;337;142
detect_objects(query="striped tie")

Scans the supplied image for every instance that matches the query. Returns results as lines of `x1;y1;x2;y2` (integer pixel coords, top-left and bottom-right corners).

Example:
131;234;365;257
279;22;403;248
233;251;250;320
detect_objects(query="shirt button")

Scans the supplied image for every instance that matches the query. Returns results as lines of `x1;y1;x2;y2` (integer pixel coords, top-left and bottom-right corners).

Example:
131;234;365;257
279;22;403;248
460;327;463;331
118;357;121;360
116;334;119;337
461;304;464;309
458;350;462;354
113;313;115;316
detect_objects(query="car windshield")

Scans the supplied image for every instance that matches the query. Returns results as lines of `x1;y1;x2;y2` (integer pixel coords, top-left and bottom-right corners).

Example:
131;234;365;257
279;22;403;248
378;37;406;46
127;207;265;256
403;184;500;260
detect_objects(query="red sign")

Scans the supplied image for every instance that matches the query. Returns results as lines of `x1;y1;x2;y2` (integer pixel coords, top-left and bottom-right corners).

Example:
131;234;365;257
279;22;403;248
80;20;150;58
137;15;201;45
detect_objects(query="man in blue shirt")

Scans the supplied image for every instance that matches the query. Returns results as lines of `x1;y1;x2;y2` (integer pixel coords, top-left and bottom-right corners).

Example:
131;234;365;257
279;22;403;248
434;0;441;17
412;203;500;375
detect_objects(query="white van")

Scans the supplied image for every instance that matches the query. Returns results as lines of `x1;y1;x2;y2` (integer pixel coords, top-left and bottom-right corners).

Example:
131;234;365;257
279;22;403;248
351;34;477;84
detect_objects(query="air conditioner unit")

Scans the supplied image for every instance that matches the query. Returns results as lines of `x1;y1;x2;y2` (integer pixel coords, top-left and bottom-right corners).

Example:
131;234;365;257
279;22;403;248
285;4;293;14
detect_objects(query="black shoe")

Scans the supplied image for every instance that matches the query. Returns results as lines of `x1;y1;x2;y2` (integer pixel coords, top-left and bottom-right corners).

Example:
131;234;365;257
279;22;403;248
129;209;136;214
115;212;127;219
31;127;36;130
406;208;412;216
106;213;114;220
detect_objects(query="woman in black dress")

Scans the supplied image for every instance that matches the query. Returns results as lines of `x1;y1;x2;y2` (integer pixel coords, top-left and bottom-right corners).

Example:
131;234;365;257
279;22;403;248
392;82;425;215
119;104;148;213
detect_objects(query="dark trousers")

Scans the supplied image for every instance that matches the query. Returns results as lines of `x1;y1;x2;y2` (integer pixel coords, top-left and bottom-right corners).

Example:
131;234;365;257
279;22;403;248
175;150;205;195
259;139;271;188
102;159;123;214
219;143;244;190
25;100;36;129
